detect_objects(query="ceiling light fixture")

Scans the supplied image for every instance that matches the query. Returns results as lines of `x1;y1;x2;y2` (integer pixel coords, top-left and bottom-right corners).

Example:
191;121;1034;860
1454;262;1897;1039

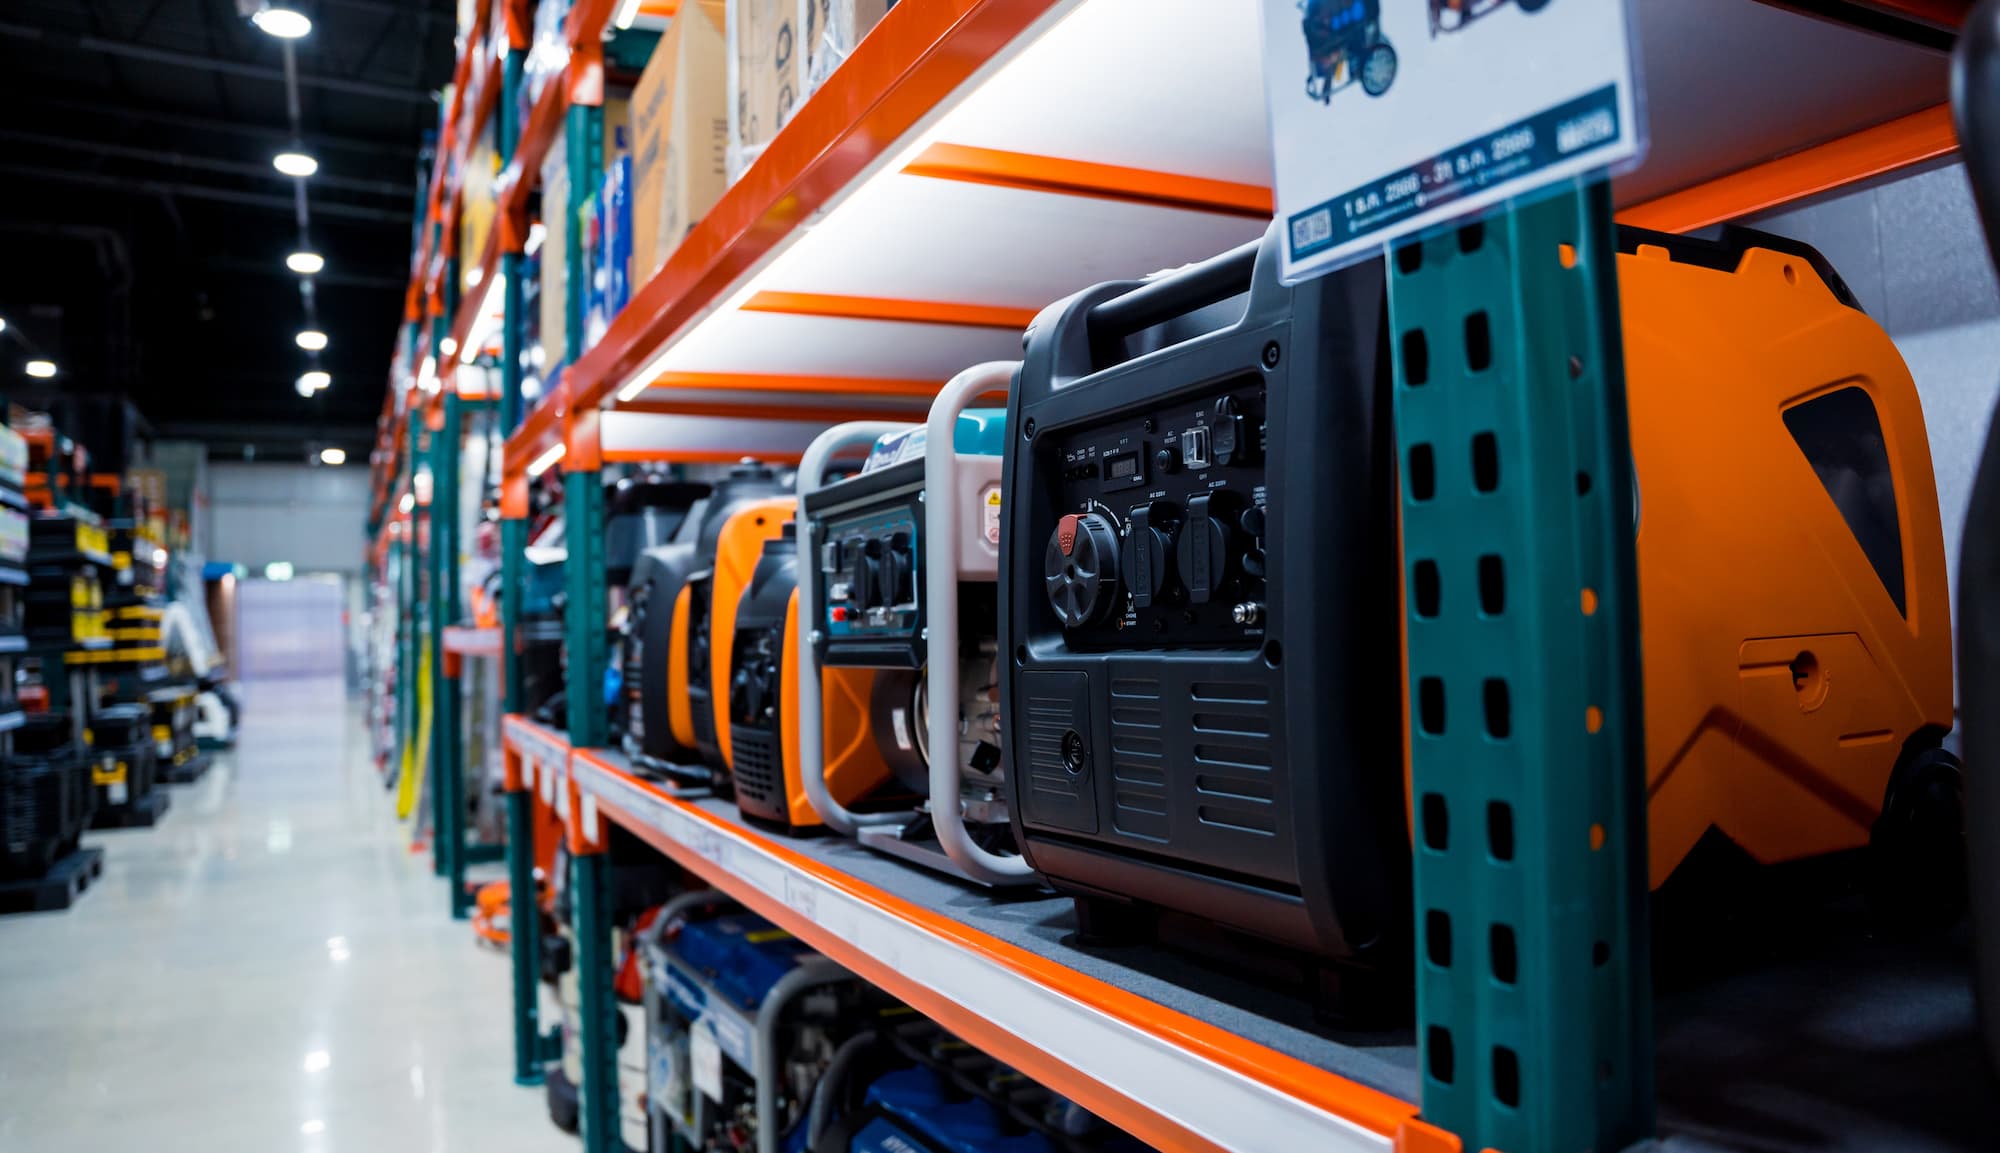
612;0;643;29
251;7;312;38
24;360;56;379
464;265;484;288
439;337;458;357
0;316;8;333
273;152;318;178
287;251;324;275
319;447;347;466
295;330;328;351
299;370;331;391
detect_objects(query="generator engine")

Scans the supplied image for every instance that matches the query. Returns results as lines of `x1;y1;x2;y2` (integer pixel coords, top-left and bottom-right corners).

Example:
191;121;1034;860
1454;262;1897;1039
805;1017;1151;1153
640;897;873;1153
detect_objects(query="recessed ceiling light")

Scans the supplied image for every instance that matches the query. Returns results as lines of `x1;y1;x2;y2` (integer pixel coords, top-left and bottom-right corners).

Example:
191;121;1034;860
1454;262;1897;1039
24;360;55;379
273;152;318;178
252;8;312;38
287;251;324;275
295;330;328;351
439;337;458;357
319;447;347;466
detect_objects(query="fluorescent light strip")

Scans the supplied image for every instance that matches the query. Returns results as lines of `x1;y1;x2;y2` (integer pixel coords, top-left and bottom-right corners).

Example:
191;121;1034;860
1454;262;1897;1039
526;443;567;477
460;275;507;364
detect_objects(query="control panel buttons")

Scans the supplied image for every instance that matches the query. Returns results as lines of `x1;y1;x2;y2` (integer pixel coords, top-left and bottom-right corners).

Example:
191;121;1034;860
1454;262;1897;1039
1045;512;1122;628
1154;446;1180;475
1178;494;1232;604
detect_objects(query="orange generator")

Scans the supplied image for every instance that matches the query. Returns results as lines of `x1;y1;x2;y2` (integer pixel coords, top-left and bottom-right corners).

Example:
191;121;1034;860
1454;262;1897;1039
667;496;794;775
725;524;900;833
1619;227;1961;921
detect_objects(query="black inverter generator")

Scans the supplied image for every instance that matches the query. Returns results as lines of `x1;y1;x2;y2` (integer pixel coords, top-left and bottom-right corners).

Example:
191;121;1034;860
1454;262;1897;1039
621;462;790;777
998;224;1407;988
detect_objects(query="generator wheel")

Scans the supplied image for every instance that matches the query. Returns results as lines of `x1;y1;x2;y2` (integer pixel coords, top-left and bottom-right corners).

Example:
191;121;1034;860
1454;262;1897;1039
1868;740;1967;936
1518;0;1553;12
1361;41;1398;97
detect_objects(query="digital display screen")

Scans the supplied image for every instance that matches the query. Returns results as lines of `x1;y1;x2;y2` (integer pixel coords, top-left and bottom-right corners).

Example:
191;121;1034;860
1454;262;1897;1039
1106;454;1139;481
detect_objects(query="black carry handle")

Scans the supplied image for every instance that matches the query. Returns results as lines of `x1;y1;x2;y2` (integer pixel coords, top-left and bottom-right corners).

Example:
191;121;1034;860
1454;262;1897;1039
1951;0;2000;1076
1085;237;1262;371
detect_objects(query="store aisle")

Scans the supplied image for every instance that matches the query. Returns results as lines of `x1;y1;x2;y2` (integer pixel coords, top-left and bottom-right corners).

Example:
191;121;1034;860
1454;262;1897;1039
0;679;563;1153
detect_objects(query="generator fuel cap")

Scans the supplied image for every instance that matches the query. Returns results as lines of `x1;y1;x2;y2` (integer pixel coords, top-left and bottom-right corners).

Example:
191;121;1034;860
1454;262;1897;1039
1044;512;1121;628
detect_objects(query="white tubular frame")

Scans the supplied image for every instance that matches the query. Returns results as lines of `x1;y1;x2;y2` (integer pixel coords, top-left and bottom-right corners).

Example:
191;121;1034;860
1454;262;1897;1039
795;422;917;835
926;362;1037;885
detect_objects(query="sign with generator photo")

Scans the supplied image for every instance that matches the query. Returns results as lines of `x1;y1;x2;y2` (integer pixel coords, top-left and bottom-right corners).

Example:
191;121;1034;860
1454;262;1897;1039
1262;0;1644;279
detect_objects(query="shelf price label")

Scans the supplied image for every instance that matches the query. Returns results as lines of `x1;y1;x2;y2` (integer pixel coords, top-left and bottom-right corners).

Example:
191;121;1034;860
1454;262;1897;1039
1262;0;1643;280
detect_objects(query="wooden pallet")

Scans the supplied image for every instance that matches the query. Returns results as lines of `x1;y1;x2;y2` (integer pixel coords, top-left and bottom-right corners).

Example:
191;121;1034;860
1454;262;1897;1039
0;846;105;915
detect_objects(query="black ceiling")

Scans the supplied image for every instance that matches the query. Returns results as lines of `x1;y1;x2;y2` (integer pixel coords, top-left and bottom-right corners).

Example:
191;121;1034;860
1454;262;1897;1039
0;0;458;459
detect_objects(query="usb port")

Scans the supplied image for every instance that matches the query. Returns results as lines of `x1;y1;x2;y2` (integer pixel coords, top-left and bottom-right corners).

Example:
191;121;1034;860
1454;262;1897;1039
1181;426;1211;470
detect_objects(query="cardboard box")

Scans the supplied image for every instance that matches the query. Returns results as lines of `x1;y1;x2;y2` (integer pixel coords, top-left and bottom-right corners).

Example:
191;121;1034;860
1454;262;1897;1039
631;0;730;282
539;126;570;363
727;0;802;181
802;0;891;90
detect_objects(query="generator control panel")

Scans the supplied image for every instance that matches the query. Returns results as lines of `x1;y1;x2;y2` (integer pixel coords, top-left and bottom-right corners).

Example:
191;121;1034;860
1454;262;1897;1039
1042;376;1269;648
804;461;929;669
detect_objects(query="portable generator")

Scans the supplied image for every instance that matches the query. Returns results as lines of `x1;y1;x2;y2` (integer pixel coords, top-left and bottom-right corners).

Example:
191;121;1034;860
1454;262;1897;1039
1001;221;1961;997
604;474;710;745
678;495;798;786
621;462;790;779
798;387;1031;884
1000;225;1408;982
726;525;900;833
639;894;875;1153
1617;226;1959;919
805;1017;1149;1153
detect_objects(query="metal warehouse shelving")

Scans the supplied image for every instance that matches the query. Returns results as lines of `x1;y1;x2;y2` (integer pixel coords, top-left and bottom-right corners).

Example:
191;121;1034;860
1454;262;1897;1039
368;2;1998;1152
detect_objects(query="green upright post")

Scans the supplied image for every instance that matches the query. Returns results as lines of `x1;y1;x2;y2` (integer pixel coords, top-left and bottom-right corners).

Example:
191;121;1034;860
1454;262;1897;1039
563;102;602;366
563;469;608;753
573;846;618;1153
438;391;471;917
496;18;544;1082
561;93;615;1153
1390;182;1652;1153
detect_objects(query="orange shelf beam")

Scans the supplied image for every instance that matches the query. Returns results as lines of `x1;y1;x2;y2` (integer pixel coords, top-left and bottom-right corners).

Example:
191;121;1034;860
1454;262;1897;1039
902;142;1274;219
739;291;1039;329
1618;103;1958;234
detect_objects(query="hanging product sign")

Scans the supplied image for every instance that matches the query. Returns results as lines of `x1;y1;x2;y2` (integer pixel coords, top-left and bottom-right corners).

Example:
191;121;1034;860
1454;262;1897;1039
1262;0;1644;279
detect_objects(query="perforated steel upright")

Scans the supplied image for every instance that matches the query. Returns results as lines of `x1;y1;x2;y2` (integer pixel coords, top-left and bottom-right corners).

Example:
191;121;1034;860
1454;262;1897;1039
558;90;618;1153
1388;182;1652;1153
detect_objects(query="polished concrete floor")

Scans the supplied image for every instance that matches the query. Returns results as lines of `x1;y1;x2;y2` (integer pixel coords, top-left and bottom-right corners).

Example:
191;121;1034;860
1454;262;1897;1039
0;678;565;1153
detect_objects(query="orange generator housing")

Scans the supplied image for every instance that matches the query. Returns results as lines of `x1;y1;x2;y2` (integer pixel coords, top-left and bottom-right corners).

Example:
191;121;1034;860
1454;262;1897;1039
1618;227;1956;895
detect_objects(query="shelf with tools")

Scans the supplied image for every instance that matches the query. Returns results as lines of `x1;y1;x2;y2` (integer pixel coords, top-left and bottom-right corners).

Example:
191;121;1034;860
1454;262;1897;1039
371;2;2000;1153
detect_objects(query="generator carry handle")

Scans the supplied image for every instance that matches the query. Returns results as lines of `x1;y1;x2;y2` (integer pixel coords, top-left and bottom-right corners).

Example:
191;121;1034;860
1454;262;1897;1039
1084;237;1261;370
795;423;924;836
926;362;1038;886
